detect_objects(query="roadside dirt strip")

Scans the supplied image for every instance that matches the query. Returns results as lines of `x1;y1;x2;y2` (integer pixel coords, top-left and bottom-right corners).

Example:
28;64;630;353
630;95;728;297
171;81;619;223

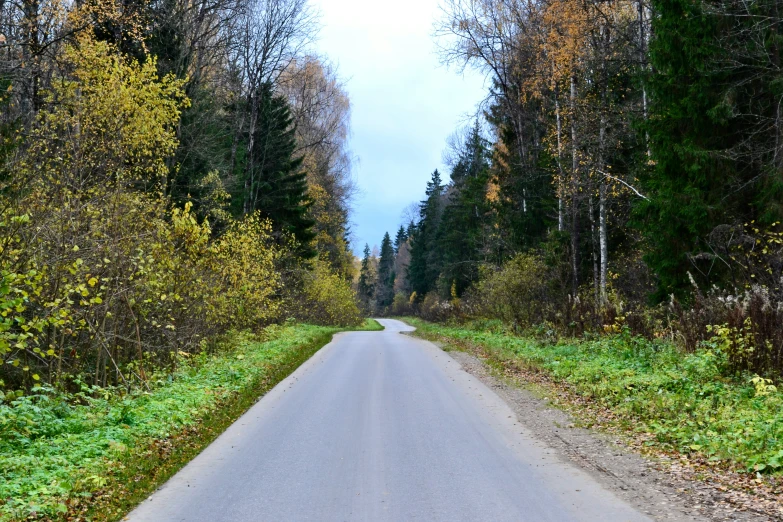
429;343;773;522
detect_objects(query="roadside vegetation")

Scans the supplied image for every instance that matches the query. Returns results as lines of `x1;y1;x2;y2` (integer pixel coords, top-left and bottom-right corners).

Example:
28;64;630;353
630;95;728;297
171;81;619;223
357;0;783;493
1;320;380;521
0;0;366;519
405;318;783;477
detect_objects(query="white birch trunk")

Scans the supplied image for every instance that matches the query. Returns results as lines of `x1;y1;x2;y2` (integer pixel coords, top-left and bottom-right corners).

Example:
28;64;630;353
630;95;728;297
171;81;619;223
570;74;579;294
555;76;565;231
599;182;608;304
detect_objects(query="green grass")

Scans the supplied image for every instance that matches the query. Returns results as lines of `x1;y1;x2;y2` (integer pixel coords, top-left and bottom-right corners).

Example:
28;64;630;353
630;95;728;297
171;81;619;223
357;318;384;331
403;317;783;475
0;320;377;521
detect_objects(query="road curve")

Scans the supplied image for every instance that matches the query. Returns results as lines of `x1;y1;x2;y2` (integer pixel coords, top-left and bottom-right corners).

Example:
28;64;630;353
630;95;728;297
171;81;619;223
126;319;650;522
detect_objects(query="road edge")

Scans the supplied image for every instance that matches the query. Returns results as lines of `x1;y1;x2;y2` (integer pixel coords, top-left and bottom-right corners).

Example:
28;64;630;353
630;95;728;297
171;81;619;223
62;325;365;522
401;318;774;522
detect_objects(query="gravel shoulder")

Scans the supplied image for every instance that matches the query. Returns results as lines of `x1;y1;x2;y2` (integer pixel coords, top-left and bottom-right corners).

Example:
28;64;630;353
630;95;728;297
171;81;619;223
418;338;773;522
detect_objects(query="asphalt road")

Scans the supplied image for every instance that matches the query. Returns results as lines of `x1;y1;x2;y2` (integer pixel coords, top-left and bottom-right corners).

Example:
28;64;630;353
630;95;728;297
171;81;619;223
126;319;650;522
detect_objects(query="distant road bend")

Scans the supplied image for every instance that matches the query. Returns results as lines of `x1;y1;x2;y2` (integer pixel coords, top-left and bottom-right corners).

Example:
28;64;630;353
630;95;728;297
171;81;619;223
126;319;650;522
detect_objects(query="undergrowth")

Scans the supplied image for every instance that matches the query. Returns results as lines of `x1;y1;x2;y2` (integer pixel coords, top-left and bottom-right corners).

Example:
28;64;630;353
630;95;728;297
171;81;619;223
403;317;783;475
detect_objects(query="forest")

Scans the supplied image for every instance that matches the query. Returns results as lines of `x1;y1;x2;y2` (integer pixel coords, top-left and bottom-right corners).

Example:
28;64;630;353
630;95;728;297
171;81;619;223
3;0;783;517
361;0;783;379
0;0;363;392
0;0;367;517
355;0;783;499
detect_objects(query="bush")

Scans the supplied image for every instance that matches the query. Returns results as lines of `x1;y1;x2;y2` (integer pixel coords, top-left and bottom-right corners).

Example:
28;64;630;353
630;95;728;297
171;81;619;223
292;257;362;327
391;291;414;316
0;36;353;392
464;254;551;328
205;213;282;330
673;285;783;377
418;291;456;322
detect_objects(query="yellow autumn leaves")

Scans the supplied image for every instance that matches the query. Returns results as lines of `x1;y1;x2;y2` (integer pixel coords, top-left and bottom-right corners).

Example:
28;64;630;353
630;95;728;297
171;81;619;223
0;36;290;388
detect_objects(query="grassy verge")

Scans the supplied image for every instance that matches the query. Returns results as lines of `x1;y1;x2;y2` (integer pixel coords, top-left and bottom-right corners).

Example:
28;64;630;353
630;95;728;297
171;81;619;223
402;317;783;476
1;319;381;521
358;318;385;331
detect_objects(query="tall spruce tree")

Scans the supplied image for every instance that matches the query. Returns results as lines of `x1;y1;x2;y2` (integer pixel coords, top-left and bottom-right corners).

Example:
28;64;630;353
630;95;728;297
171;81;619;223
637;0;779;298
394;225;407;255
406;221;416;238
486;106;556;259
376;232;396;309
358;243;376;309
408;170;444;298
436;122;491;296
235;82;316;258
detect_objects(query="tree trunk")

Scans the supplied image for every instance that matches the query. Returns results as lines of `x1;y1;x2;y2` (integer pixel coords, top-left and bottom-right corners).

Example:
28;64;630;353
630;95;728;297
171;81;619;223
570;74;579;294
638;0;651;157
21;0;41;117
589;194;599;306
598;18;611;305
555;75;565;231
599;181;608;304
244;90;258;215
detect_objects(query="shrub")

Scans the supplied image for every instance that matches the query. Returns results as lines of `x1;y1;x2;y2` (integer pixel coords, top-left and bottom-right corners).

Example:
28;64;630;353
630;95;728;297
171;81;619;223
391;291;413;316
464;254;551;328
419;291;455;322
205;213;282;330
293;257;362;327
0;36;347;392
674;285;783;377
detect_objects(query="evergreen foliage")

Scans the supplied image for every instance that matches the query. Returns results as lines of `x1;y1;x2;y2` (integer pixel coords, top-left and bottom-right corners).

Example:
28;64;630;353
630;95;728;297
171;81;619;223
637;0;734;298
234;82;316;258
638;0;783;299
376;232;395;309
435;122;491;296
407;170;444;298
357;243;376;310
394;225;407;254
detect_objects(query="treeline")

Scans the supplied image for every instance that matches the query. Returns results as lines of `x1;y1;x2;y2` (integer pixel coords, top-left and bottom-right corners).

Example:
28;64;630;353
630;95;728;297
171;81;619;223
0;0;361;392
379;0;783;377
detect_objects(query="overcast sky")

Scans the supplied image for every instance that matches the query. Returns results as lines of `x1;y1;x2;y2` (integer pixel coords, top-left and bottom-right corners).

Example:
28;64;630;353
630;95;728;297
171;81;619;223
309;0;487;254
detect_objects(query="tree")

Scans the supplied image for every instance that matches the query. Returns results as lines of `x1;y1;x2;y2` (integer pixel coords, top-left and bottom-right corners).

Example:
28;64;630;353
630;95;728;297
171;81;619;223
357;243;376;310
435;0;650;304
279;56;356;275
0;0;363;400
436;121;492;296
393;239;412;294
637;0;744;298
408;170;445;297
234;82;316;257
376;232;395;309
394;225;408;255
